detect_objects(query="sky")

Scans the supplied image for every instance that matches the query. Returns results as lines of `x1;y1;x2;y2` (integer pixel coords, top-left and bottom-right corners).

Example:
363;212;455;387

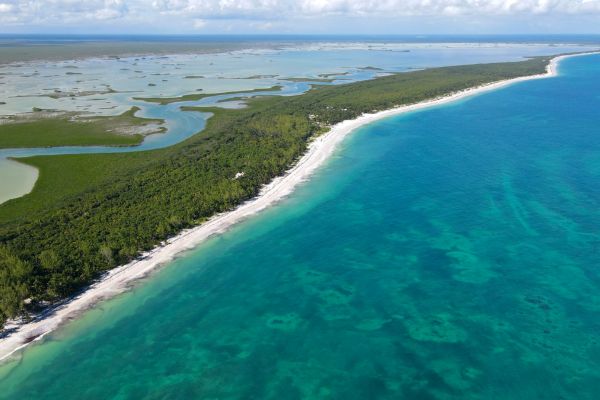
1;0;600;35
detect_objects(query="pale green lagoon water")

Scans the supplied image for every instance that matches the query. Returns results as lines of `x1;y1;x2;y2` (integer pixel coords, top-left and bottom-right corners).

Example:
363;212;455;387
0;54;599;399
0;158;38;204
0;41;592;203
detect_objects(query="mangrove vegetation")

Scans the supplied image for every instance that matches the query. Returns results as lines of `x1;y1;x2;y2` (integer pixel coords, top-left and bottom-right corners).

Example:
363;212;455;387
0;57;552;325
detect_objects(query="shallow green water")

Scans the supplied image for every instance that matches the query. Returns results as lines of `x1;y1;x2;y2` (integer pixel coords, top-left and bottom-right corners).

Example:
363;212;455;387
3;41;585;204
1;54;599;399
0;158;38;203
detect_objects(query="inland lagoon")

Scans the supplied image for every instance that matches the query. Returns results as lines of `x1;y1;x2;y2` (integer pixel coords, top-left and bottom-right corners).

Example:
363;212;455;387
0;40;590;203
0;53;599;398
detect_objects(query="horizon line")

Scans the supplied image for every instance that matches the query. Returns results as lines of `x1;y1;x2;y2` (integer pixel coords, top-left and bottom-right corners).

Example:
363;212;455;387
2;33;600;37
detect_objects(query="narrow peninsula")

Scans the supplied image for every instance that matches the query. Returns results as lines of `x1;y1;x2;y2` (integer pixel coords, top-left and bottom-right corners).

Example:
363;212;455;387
0;54;584;360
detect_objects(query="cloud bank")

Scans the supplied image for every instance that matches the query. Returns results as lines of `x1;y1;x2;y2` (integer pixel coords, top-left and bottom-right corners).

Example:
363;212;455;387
1;0;600;33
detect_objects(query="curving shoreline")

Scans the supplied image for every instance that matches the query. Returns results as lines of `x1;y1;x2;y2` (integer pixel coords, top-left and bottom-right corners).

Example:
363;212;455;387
0;51;596;363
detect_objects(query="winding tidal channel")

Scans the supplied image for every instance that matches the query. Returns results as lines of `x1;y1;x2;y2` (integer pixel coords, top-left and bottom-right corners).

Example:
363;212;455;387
0;42;592;204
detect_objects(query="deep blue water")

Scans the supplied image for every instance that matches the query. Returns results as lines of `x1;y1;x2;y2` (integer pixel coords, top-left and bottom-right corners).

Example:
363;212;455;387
0;54;599;399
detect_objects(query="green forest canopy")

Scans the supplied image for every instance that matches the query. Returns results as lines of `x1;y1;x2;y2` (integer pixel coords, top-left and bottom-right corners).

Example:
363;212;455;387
0;57;552;325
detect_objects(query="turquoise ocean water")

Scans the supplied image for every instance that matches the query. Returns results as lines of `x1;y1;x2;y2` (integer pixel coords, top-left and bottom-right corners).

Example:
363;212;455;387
1;54;599;398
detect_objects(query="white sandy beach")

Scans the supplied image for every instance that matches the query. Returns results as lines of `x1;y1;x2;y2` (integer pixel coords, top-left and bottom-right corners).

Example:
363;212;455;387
0;51;596;363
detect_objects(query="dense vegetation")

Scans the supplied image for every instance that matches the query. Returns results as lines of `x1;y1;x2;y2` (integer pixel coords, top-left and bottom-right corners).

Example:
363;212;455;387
134;85;283;105
0;107;164;148
0;57;551;325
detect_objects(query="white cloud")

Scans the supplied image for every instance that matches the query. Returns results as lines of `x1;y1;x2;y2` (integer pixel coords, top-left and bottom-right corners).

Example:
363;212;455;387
152;0;282;18
297;0;600;16
192;18;206;29
0;0;128;24
0;2;13;13
1;0;600;29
